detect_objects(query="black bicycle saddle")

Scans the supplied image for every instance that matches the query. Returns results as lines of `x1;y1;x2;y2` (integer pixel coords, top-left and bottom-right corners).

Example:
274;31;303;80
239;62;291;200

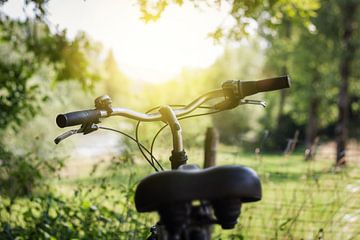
135;165;262;212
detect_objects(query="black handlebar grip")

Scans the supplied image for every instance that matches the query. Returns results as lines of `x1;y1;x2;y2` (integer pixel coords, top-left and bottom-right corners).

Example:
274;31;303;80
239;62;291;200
222;76;291;98
234;75;291;97
255;75;291;93
56;109;101;128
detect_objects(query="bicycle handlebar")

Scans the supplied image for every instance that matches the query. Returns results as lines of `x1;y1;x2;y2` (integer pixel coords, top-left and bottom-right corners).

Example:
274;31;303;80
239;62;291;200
56;76;290;128
56;89;224;128
222;75;291;98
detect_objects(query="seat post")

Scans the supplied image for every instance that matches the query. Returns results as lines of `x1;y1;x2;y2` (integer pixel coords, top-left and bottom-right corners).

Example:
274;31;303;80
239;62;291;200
159;105;187;169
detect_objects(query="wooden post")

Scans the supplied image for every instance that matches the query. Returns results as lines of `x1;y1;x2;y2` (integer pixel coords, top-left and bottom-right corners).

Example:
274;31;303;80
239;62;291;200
204;127;219;168
305;136;319;161
284;130;299;156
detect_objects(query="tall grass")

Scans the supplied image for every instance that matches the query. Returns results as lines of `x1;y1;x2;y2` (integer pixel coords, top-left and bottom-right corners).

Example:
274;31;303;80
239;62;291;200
1;151;359;239
217;149;360;239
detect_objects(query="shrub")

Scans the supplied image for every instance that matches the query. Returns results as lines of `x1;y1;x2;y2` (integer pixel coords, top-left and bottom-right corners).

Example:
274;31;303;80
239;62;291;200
0;142;65;199
0;180;153;239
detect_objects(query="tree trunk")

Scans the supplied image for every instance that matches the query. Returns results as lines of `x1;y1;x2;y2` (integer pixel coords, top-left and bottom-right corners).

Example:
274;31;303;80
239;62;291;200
276;65;288;132
305;74;320;160
277;88;286;130
305;97;319;160
276;20;291;132
335;1;358;166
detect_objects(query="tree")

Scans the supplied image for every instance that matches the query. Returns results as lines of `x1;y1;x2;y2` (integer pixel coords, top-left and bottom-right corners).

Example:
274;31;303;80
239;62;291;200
138;0;319;38
137;0;321;151
288;27;338;159
0;3;102;131
0;1;102;196
334;0;359;165
262;18;295;150
266;0;360;164
103;50;130;105
209;44;265;145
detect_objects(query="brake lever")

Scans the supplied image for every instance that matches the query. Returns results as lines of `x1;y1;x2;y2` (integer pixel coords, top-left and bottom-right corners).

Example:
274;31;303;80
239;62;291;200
54;129;79;144
79;122;99;135
214;98;266;110
54;123;99;144
240;99;267;108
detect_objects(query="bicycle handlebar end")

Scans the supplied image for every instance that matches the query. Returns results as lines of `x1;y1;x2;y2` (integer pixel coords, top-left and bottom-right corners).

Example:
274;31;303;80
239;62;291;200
222;75;291;99
56;109;101;128
54;137;61;144
255;75;291;93
56;114;68;128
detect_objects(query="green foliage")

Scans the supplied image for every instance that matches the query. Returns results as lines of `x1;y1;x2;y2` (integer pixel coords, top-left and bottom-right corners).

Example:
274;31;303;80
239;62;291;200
137;0;320;39
213;107;258;146
0;177;151;239
263;0;360;150
0;138;64;198
209;42;266;145
0;57;43;131
0;11;102;131
288;31;338;126
0;1;104;198
0;1;49;19
102;50;131;105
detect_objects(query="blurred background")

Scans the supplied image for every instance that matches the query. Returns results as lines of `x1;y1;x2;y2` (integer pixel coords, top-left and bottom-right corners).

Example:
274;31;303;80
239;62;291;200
0;0;359;239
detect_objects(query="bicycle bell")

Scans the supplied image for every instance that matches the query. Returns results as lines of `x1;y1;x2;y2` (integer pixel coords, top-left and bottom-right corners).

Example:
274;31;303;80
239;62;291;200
95;95;113;113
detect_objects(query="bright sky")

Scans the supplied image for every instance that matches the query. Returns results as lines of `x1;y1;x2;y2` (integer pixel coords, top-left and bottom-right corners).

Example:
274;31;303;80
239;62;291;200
3;0;230;83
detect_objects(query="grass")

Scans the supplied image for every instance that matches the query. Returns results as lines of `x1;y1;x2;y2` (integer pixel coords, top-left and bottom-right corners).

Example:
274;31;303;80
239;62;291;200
3;147;360;239
216;148;360;239
57;145;360;239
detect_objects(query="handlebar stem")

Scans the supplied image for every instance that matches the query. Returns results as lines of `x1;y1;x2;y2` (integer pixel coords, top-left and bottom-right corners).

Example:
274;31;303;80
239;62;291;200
159;105;184;153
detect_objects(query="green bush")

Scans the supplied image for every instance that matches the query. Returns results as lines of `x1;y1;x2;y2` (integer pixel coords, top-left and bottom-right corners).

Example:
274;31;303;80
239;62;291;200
0;142;65;198
0;180;153;239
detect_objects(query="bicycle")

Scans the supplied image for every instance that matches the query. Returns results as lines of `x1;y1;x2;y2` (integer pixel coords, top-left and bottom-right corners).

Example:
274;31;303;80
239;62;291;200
55;75;290;240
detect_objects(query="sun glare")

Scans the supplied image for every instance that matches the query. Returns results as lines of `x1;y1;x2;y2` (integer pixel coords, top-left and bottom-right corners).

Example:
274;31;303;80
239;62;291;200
110;3;227;83
50;0;229;84
3;0;229;83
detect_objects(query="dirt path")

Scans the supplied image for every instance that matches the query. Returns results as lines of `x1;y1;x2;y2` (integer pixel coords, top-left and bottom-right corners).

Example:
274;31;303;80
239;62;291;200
59;131;122;178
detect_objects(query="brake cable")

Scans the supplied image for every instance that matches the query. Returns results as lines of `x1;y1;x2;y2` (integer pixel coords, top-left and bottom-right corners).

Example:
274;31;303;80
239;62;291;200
98;126;161;172
135;106;164;171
